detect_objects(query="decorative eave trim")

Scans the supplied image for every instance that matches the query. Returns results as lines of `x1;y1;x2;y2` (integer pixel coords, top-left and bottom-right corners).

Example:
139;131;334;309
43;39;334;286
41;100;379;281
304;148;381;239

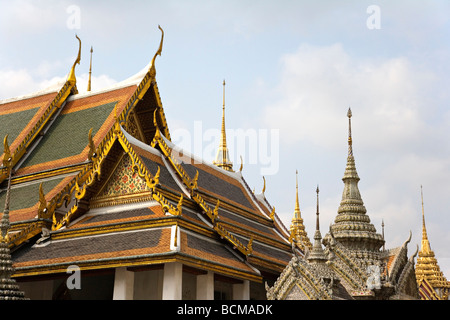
151;127;252;257
13;251;262;283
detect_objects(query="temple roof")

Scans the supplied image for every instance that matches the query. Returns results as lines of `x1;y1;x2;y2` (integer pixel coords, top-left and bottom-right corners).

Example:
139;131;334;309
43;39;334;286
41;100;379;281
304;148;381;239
1;29;292;284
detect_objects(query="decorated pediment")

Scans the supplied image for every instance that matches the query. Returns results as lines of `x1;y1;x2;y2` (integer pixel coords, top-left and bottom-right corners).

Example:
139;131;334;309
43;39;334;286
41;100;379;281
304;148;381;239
90;153;151;208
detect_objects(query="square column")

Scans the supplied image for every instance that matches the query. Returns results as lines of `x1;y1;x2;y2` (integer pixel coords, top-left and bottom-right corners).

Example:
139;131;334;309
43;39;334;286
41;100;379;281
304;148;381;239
113;267;135;300
232;280;250;300
162;262;183;300
196;271;214;300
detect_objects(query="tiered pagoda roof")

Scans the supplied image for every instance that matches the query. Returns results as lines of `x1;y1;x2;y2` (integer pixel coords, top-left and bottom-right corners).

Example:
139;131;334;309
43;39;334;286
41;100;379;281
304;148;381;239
267;109;420;300
415;187;450;300
329;108;385;269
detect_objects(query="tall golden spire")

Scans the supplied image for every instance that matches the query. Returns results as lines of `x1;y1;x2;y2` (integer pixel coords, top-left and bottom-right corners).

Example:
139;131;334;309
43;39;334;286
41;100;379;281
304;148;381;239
213;80;233;171
420;186;432;254
87;46;93;92
415;186;450;299
289;170;312;251
294;170;300;214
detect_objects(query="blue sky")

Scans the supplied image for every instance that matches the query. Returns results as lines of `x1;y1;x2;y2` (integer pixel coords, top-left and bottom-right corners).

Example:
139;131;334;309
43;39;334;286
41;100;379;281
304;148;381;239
1;0;450;279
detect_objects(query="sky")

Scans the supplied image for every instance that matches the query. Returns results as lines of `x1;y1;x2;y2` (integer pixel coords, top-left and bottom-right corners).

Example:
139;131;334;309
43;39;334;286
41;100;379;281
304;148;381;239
1;0;449;279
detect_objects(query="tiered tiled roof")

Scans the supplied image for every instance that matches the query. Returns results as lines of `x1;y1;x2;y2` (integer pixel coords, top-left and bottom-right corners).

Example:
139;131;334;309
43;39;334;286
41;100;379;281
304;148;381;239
0;30;293;291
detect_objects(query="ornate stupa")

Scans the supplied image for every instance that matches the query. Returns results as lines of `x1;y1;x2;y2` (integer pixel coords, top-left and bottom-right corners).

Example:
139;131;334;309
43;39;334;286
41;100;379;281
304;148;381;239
415;186;450;300
289;171;312;251
267;108;419;300
329;108;384;269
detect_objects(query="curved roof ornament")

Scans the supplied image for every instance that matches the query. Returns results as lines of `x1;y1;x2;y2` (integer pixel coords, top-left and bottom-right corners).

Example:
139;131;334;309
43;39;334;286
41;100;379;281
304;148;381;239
262;176;266;194
67;34;82;85
149;25;164;76
2;135;11;167
403;230;412;247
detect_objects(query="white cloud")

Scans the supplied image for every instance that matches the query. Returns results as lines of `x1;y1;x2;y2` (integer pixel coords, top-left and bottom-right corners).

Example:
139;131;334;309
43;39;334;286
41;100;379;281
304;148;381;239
0;69;37;99
0;68;116;100
263;43;439;153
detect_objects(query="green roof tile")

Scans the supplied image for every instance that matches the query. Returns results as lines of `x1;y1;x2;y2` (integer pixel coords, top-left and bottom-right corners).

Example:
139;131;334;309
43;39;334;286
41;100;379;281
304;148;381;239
0;107;39;145
21;101;117;168
0;176;64;214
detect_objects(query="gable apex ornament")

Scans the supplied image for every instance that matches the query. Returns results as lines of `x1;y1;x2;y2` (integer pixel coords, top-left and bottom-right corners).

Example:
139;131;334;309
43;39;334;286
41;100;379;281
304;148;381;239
149;25;164;77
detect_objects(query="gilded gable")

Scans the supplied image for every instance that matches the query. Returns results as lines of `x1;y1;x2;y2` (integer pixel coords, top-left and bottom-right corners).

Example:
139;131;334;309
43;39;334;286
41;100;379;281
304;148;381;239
91;154;150;207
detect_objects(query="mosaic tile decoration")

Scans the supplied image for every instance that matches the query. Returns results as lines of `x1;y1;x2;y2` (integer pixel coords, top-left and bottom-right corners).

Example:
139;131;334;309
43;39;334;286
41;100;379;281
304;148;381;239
99;154;149;198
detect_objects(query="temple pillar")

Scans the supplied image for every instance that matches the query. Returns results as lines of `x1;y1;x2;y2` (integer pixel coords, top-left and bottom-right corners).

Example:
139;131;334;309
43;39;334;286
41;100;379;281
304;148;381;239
113;267;135;300
232;280;250;300
162;262;183;300
196;271;214;300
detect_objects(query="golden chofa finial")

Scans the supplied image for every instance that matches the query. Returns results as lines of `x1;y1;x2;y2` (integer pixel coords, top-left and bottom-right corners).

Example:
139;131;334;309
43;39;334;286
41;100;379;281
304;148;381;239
67;34;82;85
149;25;164;75
3;135;12;167
262;176;266;194
87;46;93;92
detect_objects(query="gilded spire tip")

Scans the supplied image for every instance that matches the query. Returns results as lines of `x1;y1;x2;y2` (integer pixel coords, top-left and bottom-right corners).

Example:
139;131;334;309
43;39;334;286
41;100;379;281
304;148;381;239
213;79;232;171
294;171;300;214
87;46;93;92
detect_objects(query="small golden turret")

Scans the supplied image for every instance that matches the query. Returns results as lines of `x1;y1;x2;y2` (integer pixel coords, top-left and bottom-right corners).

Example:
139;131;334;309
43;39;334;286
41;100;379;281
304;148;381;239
415;186;450;299
289;170;312;251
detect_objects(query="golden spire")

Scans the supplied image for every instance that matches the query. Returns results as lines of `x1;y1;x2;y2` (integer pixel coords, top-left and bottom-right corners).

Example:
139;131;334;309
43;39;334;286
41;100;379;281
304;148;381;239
294;170;300;214
420;185;432;253
416;185;450;299
289;170;312;251
67;34;81;85
87;46;93;92
213;80;233;171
